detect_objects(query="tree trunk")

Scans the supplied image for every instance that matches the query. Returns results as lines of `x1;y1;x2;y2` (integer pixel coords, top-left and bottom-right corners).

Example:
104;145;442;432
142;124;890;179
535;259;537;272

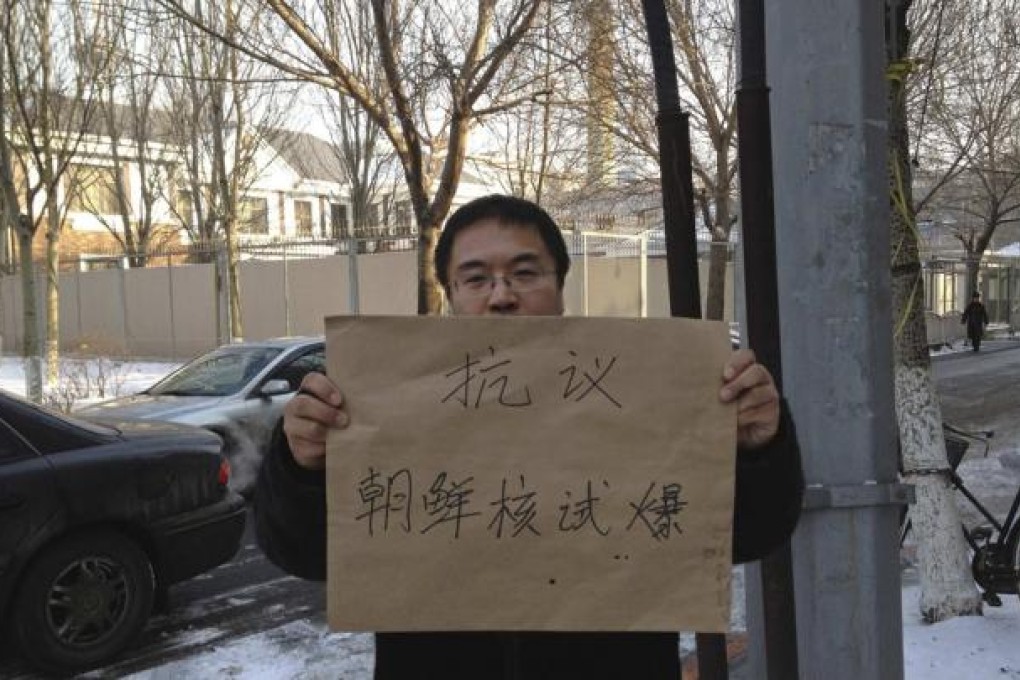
45;222;59;388
44;184;63;387
417;222;442;315
704;240;728;320
965;253;980;300
17;229;42;401
226;224;243;341
888;58;981;623
0;223;9;272
214;239;228;345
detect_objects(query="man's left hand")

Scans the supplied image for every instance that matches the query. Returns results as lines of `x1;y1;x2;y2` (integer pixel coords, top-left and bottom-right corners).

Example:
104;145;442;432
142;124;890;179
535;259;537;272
719;348;780;450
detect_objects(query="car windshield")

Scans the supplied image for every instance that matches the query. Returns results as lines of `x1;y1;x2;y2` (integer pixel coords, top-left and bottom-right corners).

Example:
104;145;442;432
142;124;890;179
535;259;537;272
147;346;283;397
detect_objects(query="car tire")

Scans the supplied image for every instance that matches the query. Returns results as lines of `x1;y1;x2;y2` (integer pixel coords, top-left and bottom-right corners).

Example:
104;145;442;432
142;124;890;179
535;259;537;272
10;529;155;674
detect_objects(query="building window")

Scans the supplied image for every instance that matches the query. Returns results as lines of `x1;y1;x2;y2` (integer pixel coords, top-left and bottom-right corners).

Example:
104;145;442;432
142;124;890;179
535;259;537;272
239;197;269;234
330;203;348;239
67;164;120;215
295;200;313;237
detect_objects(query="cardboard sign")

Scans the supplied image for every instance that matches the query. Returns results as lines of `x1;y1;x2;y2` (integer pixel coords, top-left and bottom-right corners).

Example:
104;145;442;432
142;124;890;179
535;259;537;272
325;315;736;632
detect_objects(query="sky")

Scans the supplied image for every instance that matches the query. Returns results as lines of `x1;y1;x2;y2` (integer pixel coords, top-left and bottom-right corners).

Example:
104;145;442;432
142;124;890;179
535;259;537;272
2;354;1019;679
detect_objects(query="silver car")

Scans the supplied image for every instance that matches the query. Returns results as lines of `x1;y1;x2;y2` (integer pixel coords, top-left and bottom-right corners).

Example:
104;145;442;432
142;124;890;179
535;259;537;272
78;337;325;494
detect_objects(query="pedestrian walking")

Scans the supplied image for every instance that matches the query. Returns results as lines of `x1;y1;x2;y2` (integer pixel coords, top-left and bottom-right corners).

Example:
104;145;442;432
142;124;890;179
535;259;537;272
962;291;990;352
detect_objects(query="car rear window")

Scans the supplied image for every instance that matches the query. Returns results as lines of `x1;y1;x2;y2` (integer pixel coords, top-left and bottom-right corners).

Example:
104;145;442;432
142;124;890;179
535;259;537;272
0;400;118;454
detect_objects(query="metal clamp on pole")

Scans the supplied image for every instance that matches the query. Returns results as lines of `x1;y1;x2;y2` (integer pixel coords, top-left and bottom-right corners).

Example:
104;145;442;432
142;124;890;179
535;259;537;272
802;482;915;510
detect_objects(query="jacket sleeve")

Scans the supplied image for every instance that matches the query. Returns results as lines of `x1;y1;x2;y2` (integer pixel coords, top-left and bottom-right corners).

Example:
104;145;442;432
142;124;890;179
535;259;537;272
731;399;804;564
253;424;328;581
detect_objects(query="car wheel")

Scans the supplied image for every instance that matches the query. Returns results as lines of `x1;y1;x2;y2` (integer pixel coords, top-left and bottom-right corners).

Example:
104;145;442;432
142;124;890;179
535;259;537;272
11;530;155;674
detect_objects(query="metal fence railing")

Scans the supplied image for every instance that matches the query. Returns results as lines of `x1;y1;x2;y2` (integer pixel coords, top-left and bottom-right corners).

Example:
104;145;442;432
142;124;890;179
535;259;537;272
0;231;660;360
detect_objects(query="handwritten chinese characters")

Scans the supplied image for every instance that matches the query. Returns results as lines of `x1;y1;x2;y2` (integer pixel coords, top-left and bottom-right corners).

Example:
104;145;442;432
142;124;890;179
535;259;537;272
442;347;623;409
326;314;736;633
355;468;689;542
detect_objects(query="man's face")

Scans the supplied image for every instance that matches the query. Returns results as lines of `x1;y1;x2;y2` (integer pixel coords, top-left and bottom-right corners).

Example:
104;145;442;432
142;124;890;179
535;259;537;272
445;218;564;317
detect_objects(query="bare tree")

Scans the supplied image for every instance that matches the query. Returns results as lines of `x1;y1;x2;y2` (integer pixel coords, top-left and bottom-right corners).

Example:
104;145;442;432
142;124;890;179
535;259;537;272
584;0;738;320
84;0;179;267
0;12;18;280
0;0;109;398
888;0;983;622
156;0;548;314
471;2;585;203
320;91;393;237
919;0;1020;294
315;1;394;237
0;33;18;345
0;90;14;275
903;0;975;218
162;0;293;340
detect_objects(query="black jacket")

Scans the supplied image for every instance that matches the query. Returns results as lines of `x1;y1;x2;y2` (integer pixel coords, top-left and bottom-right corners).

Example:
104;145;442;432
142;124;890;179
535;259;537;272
962;301;989;337
255;403;803;680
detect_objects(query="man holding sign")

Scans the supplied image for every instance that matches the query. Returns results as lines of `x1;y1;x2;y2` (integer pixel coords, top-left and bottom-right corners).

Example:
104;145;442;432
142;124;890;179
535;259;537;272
256;195;803;678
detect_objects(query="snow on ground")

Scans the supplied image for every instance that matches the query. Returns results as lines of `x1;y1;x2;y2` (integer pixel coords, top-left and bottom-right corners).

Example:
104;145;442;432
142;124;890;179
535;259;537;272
70;583;1020;680
115;624;376;680
0;355;178;402
4;353;1020;678
902;586;1020;679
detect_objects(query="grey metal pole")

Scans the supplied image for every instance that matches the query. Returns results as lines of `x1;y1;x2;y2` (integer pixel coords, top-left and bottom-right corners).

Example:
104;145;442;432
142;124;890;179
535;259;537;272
119;261;130;354
75;263;83;343
216;240;230;344
283;242;292;335
1011;265;1016;335
582;233;589;317
168;253;177;360
639;233;648;318
766;0;904;678
348;237;360;314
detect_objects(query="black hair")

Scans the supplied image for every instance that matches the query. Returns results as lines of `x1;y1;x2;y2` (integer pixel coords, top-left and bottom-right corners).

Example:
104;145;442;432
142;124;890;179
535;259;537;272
434;194;571;291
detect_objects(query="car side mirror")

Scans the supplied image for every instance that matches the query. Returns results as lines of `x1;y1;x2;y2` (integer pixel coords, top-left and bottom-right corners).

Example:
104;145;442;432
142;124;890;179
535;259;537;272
260;379;293;398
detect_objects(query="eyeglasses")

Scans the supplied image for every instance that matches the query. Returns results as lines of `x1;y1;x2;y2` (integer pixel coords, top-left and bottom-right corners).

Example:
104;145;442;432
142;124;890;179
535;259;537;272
452;268;555;297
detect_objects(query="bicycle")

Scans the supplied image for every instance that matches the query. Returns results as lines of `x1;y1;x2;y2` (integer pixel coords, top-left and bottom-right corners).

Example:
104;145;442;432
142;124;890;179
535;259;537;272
901;423;1020;606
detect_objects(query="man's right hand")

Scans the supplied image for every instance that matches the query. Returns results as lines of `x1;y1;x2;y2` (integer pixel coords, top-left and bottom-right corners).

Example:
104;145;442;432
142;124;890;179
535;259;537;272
283;372;349;470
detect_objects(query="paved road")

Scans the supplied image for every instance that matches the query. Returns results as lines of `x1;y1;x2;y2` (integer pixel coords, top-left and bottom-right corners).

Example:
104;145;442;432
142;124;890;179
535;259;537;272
0;506;327;679
931;339;1020;526
934;339;1020;448
3;342;1019;678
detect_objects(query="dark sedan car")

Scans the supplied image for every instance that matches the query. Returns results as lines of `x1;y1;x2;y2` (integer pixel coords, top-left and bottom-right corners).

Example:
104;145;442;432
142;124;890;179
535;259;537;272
0;389;246;674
